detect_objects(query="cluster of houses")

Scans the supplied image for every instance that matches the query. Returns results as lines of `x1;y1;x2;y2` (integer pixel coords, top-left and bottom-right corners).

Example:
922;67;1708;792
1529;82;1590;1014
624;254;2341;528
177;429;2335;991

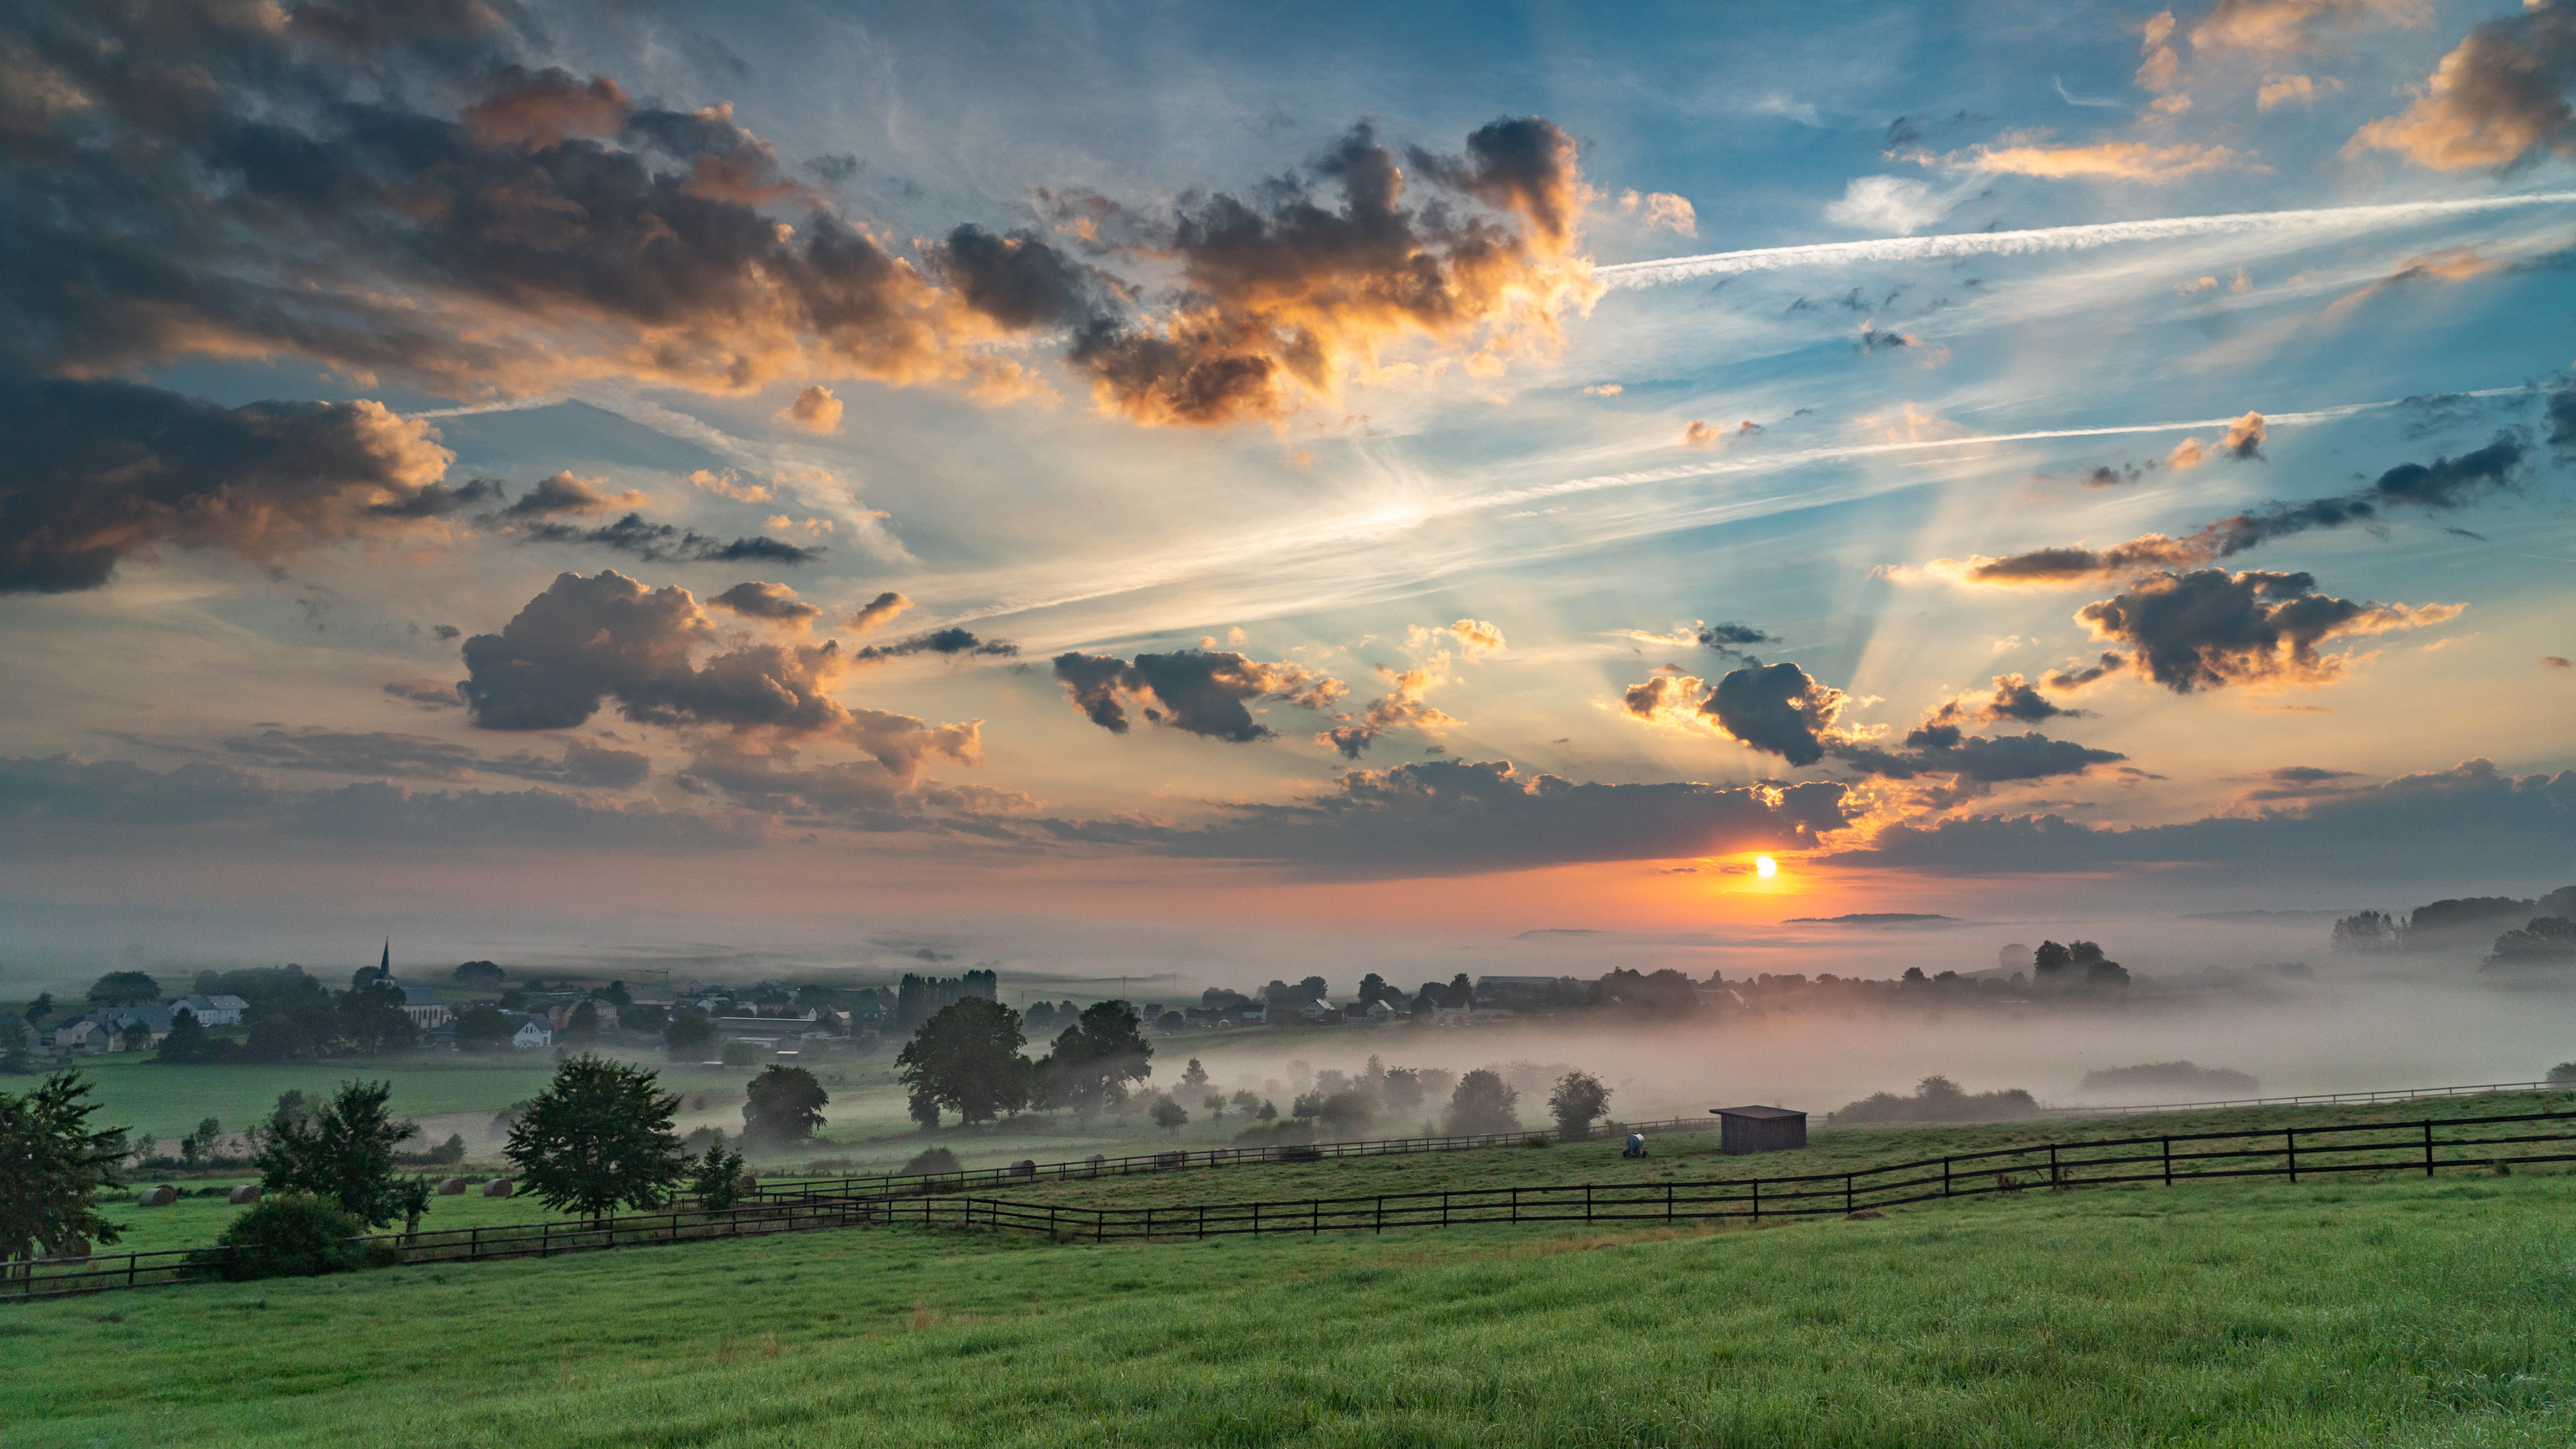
29;993;249;1055
1174;997;1415;1030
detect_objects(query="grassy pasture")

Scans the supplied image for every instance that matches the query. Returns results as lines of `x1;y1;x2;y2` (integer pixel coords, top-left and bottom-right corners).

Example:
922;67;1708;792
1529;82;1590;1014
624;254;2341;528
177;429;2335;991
5;1171;2572;1445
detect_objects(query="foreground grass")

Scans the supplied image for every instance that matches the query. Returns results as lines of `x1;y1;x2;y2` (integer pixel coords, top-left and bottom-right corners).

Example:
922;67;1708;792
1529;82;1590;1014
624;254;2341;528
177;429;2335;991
7;1173;2572;1446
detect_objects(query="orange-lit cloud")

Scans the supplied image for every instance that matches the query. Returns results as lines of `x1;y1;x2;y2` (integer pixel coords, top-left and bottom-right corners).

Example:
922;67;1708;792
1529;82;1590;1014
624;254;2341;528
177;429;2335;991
2191;0;2430;55
2346;3;2576;170
1948;138;2264;181
779;385;845;435
1618;189;1699;236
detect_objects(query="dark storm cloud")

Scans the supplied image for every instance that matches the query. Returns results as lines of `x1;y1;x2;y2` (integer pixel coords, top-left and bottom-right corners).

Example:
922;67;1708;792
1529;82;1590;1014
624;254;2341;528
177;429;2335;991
855;627;1018;662
1841;760;2576;880
1839;731;2127;783
1627;663;2118;782
519;513;824;566
1051;650;1343;743
1130;759;1857;878
0;376;466;593
2075;568;2461;693
220;728;649;788
1706;662;1845;767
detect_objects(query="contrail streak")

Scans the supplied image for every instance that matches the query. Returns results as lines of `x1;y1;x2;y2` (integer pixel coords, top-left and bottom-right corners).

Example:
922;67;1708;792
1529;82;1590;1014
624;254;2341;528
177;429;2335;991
1595;193;2576;288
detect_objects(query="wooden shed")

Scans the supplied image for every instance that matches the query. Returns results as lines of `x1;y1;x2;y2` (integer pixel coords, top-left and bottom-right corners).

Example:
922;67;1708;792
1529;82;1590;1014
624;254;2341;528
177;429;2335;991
1712;1105;1807;1155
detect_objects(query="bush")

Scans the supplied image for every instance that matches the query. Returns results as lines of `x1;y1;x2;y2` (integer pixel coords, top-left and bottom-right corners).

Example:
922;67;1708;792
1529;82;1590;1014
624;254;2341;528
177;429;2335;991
902;1146;961;1176
2547;1061;2576;1085
195;1195;396;1281
1829;1075;2041;1125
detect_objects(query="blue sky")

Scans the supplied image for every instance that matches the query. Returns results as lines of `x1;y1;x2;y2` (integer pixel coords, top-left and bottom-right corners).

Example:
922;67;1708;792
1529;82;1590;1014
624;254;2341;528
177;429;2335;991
1;0;2572;974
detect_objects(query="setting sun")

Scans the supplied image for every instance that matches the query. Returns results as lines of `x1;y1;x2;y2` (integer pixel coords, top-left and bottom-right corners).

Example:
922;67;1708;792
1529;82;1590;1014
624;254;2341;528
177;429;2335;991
1756;855;1778;878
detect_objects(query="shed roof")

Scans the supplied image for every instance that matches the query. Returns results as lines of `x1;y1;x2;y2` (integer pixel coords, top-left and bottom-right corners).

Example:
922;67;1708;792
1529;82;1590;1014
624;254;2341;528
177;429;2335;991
1711;1105;1805;1120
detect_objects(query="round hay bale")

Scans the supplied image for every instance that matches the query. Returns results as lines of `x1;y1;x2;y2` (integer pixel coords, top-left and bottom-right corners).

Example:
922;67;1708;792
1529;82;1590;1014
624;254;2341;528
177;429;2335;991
1010;1158;1037;1177
438;1177;469;1195
1086;1154;1106;1175
229;1184;262;1206
736;1174;758;1195
136;1185;177;1207
482;1177;513;1198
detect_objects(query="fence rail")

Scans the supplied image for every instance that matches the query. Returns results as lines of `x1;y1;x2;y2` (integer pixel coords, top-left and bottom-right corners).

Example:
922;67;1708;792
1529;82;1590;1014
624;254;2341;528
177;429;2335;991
2041;1078;2567;1117
751;1114;1728;1206
10;1106;2572;1301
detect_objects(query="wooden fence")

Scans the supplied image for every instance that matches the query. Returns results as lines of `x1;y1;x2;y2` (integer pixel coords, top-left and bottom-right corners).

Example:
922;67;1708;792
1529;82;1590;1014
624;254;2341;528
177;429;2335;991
9;1106;2571;1300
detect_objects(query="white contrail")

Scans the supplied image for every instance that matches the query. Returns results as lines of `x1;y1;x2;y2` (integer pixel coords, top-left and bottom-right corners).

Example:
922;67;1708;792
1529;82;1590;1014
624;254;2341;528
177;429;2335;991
1596;193;2576;289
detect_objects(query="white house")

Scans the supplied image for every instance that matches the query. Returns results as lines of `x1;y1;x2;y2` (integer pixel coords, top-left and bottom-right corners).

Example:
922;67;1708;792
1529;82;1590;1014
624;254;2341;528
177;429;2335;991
1364;998;1402;1022
169;994;248;1027
397;986;452;1030
510;1019;553;1049
1297;998;1336;1021
54;1019;106;1053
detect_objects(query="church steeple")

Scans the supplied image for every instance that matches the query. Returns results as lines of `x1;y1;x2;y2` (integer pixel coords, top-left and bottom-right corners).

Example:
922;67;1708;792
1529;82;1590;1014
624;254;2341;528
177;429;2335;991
379;938;391;981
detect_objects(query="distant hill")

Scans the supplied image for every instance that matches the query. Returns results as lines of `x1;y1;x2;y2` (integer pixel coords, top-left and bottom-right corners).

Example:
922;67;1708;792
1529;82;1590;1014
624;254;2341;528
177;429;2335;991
1784;913;1959;927
1512;928;1603;939
2184;910;2357;922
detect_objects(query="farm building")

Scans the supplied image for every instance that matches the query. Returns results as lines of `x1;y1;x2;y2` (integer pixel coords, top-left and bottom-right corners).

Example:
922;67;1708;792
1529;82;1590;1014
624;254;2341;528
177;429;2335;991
1712;1105;1807;1155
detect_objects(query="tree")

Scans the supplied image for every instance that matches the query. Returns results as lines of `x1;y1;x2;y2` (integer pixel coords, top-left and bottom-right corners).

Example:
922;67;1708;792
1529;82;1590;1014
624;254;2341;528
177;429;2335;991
156;1009;214;1064
689;1135;745;1213
1150;1098;1189;1134
1358;972;1389;1004
605;981;632;1007
1036;1001;1153;1116
896;997;1029;1127
1230;1088;1260;1117
1155;1010;1184;1034
663;1008;718;1061
453;960;506;989
1547;1070;1612;1140
25;993;55;1027
118;1022;153;1053
1180;1058;1210;1092
179;1116;222;1167
742;1065;829;1147
505;1054;687;1224
251;1080;421;1228
0;1072;127;1269
1204;1093;1227;1121
1296;975;1329;1002
1447;972;1475;1008
561;1000;600;1043
336;982;418;1054
2032;941;2073;980
87;972;160;1009
1444;1069;1520;1135
1261;979;1295;1005
455;1004;513;1051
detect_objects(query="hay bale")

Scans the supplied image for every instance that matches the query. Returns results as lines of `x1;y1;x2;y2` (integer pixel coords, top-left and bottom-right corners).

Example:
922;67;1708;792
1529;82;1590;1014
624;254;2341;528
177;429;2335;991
482;1177;513;1198
1010;1158;1037;1177
229;1184;261;1205
136;1185;177;1207
438;1177;469;1195
736;1174;758;1195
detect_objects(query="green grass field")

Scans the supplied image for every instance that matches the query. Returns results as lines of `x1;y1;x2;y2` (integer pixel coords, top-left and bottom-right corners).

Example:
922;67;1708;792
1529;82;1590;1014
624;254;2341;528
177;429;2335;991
7;1168;2572;1446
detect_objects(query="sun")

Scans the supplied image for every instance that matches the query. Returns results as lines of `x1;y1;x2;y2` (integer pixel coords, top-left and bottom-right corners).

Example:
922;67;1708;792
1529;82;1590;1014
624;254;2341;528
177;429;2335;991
1755;855;1778;878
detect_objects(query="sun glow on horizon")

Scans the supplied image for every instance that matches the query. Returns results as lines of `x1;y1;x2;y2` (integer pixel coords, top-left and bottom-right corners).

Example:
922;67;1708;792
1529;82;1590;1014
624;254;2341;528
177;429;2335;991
1756;854;1778;878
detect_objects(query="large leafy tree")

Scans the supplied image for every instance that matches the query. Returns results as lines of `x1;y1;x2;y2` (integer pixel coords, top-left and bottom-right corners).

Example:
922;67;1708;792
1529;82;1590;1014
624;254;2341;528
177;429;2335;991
336;982;418;1054
251;1080;422;1228
741;1065;829;1147
662;1009;718;1061
505;1054;686;1224
1547;1070;1613;1139
1444;1069;1521;1136
86;971;161;1008
0;1072;127;1268
1036;1001;1153;1117
155;1009;217;1064
896;997;1028;1127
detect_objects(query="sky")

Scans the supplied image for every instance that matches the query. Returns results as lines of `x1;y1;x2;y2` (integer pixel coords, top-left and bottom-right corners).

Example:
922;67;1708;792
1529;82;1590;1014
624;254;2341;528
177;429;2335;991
3;0;2574;982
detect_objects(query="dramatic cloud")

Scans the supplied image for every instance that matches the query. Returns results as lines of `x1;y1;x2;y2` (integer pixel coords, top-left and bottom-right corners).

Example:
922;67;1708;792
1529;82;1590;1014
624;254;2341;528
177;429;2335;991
493;472;645;520
1050;118;1602;425
2075;567;2463;692
779;385;844;435
1837;730;2127;783
2346;1;2576;170
709;581;822;627
1841;759;2571;882
1925;674;2086;727
221;728;651;788
845;590;912;634
520;513;824;567
0;753;280;824
1147;760;1858;877
1053;649;1345;743
3;11;1594;430
674;726;1004;830
0;377;465;593
1625;661;1850;767
854;627;1019;662
1943;431;2526;585
459;570;848;734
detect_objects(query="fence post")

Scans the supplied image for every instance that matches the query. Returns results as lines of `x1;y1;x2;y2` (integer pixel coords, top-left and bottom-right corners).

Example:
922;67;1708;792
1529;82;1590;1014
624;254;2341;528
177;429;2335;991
2162;1137;2171;1187
2424;1119;2435;1177
1751;1178;1760;1221
542;1222;551;1258
1844;1174;1853;1214
2286;1129;2297;1185
1585;1183;1593;1224
1944;1157;1952;1198
1667;1182;1675;1223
